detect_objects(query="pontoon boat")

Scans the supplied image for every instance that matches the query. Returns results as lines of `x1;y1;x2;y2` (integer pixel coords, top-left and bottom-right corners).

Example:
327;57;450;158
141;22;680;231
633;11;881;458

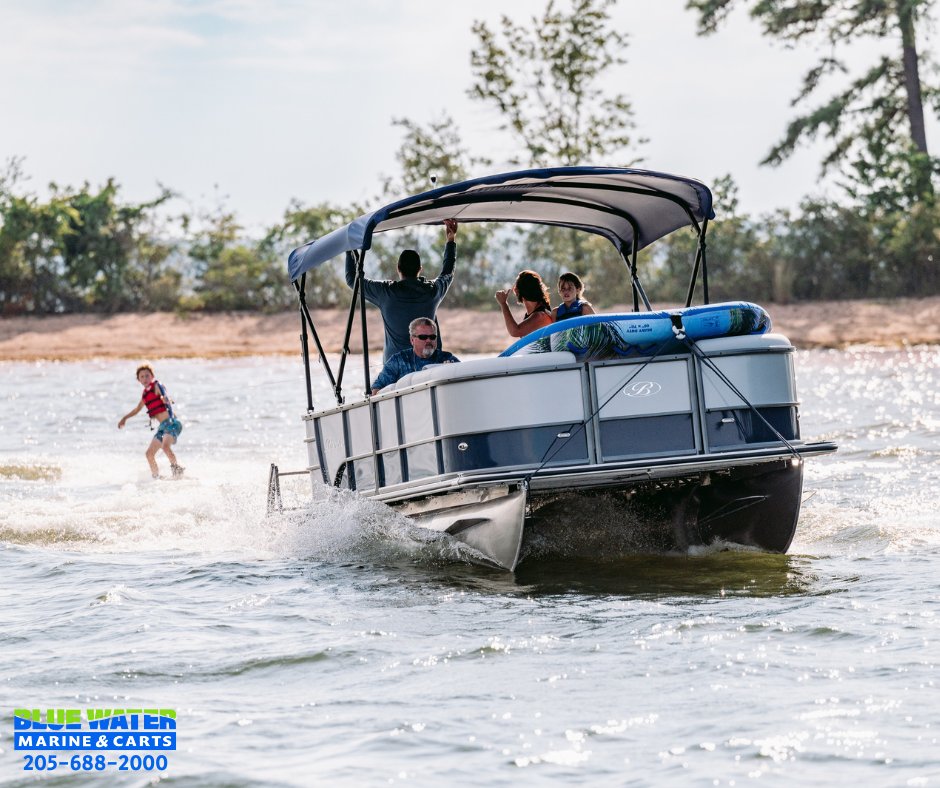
274;167;837;570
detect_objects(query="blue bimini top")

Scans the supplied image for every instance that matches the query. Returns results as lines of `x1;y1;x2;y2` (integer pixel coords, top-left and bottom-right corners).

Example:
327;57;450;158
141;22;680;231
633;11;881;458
287;166;714;281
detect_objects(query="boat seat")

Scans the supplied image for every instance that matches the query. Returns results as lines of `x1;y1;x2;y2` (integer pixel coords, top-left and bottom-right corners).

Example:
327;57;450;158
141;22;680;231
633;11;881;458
391;351;578;392
694;333;792;353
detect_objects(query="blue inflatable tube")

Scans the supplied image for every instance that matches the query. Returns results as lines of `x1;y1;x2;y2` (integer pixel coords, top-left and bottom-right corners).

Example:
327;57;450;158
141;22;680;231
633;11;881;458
499;302;771;362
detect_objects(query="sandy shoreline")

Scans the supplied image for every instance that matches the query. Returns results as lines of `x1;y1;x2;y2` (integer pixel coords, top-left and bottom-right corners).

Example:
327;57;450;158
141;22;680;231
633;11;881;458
2;297;939;361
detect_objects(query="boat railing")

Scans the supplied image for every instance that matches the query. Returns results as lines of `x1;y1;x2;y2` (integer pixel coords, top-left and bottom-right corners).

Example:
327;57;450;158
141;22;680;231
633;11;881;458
300;332;811;499
266;463;314;515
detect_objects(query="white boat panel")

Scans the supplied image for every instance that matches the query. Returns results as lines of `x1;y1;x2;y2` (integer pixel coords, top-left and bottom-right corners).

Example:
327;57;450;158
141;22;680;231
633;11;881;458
701;353;797;408
406;443;439;480
347;402;373;457
304;419;318;469
377;398;398;449
593;359;692;418
400;389;435;443
318;412;346;479
435;369;584;434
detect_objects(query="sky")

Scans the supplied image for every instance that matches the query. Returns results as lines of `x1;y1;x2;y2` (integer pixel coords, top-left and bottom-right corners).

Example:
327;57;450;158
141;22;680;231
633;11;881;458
1;0;936;233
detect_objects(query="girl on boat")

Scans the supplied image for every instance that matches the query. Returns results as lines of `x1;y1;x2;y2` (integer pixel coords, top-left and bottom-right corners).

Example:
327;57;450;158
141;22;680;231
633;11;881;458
118;364;184;479
495;270;554;338
552;271;596;321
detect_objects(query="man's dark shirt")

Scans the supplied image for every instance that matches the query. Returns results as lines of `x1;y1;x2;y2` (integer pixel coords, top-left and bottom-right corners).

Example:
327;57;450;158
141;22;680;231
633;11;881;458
345;241;456;362
372;348;460;392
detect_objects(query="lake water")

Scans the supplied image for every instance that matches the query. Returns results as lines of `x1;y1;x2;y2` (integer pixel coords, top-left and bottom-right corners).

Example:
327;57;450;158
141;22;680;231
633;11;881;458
1;347;939;785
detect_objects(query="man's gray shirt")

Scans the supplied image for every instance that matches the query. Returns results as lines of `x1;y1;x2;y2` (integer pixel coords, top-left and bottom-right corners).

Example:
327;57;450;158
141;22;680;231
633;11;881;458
345;242;456;362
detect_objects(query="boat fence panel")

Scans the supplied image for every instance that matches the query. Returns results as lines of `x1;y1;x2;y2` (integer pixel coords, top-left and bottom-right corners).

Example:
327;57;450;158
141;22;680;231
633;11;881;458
317;412;347;487
376;398;399;449
346;403;376;491
704;406;800;448
695;337;800;451
437;369;584;435
591;359;698;460
353;458;376;491
375;398;403;487
434;370;584;435
347;403;374;457
303;418;320;481
440;424;590;473
400;389;435;443
379;449;404;487
592;360;692;418
699;352;797;409
404;442;439;482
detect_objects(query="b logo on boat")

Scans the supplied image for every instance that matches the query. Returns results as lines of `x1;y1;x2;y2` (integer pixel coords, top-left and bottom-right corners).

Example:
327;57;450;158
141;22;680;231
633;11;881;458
623;381;661;397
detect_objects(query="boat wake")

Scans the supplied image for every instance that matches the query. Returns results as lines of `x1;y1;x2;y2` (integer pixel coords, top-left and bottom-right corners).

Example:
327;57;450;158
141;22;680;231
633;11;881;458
0;454;495;568
3;448;933;574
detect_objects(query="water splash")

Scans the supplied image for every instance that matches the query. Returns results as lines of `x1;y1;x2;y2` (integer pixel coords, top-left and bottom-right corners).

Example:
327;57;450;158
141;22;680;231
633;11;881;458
0;449;489;570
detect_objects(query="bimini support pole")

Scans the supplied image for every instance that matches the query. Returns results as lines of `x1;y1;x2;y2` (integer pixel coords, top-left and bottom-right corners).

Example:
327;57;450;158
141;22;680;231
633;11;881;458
297;275;314;413
700;217;710;305
630;236;639;312
334;251;364;405
625;235;652;312
358;249;372;394
294;275;337;406
685;218;710;307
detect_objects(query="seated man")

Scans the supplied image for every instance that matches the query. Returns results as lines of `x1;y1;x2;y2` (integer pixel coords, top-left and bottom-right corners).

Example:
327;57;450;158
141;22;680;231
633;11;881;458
371;317;459;394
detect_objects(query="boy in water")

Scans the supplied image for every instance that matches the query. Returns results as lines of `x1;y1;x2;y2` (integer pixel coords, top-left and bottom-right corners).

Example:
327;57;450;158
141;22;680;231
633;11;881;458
118;364;184;479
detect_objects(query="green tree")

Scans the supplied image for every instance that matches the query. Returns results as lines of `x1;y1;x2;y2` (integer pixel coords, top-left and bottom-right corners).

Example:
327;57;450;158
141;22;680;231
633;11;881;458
55;179;176;312
469;0;642;167
373;114;500;306
649;176;777;304
189;200;291;312
0;159;77;314
765;199;880;300
196;245;284;311
123;209;184;312
468;0;645;306
687;0;940;207
262;200;357;308
880;199;940;294
381;115;489;200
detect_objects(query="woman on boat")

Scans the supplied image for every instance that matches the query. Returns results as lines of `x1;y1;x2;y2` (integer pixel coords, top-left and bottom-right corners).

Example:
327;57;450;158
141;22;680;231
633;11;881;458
495;270;554;338
552;271;596;321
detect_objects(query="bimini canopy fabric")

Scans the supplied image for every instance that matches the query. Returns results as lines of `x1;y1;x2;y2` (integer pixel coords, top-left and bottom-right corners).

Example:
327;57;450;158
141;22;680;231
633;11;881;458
287;166;714;281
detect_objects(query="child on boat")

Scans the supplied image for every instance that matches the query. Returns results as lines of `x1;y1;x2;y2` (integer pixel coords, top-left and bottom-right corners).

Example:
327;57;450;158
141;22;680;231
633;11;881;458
552;272;596;321
118;364;184;479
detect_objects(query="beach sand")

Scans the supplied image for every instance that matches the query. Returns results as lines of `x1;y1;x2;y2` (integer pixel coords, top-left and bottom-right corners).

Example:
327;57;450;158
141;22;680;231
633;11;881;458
2;297;939;361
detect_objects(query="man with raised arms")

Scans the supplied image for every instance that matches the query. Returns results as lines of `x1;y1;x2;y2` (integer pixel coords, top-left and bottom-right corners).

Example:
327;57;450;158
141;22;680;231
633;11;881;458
345;220;458;362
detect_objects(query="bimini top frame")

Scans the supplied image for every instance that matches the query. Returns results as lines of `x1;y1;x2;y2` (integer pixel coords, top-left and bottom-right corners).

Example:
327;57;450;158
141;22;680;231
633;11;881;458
287;166;716;407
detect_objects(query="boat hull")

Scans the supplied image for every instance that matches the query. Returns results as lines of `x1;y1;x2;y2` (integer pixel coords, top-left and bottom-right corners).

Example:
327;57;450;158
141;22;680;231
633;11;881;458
524;457;804;559
378;456;809;570
298;330;835;571
391;484;527;570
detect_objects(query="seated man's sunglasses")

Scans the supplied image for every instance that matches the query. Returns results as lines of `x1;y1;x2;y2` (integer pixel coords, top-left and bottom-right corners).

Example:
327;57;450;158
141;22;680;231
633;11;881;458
413;333;438;341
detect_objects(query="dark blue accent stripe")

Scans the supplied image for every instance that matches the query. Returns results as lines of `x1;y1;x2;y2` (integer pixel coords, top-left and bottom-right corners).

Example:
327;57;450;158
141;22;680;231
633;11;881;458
442;425;588;473
706;407;799;447
599;414;695;459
